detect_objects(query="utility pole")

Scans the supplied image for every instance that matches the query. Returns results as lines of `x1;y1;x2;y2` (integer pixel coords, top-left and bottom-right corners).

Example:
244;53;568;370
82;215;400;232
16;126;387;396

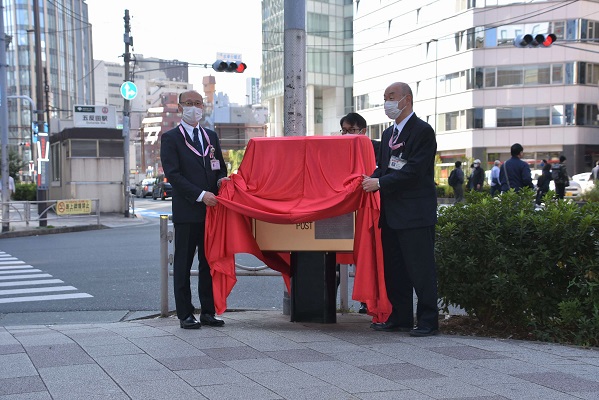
33;0;47;226
283;0;306;136
1;0;10;232
123;10;132;217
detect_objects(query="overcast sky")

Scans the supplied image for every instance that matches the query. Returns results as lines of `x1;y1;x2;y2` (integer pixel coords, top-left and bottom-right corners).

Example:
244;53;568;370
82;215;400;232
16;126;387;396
86;0;262;104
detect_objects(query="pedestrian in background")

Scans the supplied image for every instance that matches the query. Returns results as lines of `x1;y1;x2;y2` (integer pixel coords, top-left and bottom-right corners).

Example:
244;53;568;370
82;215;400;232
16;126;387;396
362;81;439;337
489;160;501;196
499;143;533;193
448;161;465;202
552;155;569;200
160;90;228;330
535;162;552;205
471;159;485;192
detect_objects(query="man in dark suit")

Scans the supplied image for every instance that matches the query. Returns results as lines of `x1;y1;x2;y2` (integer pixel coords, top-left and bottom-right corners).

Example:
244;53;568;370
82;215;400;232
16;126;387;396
362;82;439;337
160;90;228;329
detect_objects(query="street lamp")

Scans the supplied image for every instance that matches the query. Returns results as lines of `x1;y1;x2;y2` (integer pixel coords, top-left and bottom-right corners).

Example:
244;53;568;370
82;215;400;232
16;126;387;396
429;39;438;132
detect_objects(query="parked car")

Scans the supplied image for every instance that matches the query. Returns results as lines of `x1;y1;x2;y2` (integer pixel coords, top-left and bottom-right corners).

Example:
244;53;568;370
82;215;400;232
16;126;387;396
152;181;172;200
135;178;154;198
572;172;594;193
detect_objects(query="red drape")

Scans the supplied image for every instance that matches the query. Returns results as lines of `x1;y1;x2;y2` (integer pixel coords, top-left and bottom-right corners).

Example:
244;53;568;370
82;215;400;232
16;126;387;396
205;135;391;322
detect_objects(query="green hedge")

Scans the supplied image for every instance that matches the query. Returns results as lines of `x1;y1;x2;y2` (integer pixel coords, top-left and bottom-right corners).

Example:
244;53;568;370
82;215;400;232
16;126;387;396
436;189;599;346
13;183;37;201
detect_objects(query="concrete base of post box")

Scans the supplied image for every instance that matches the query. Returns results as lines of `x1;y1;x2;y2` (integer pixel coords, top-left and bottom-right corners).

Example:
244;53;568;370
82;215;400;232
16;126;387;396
290;251;337;323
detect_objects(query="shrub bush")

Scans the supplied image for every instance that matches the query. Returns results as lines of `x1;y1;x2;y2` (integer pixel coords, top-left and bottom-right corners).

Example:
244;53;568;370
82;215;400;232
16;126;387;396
581;183;599;202
13;183;37;201
436;189;599;346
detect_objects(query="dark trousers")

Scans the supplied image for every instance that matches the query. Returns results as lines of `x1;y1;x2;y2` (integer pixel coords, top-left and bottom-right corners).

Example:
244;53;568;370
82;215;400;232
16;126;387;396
173;222;215;320
555;183;566;199
381;224;438;329
490;184;501;196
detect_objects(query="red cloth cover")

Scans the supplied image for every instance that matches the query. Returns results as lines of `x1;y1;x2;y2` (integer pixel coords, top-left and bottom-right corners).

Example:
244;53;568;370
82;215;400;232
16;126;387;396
205;135;391;322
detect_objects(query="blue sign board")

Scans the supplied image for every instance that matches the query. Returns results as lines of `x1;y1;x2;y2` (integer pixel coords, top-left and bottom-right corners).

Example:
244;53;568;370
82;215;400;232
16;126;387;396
120;81;138;100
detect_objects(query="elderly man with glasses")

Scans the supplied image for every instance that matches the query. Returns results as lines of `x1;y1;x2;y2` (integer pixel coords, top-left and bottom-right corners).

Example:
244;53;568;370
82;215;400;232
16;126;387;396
160;90;228;329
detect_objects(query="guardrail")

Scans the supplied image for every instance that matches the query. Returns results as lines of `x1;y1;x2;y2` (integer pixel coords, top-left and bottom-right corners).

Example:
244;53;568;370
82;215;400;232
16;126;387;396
0;199;101;231
159;214;352;316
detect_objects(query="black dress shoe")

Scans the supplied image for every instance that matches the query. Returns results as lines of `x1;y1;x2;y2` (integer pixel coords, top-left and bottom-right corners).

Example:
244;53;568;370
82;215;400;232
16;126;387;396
199;314;225;327
370;321;412;332
358;303;368;314
179;315;201;329
409;326;439;337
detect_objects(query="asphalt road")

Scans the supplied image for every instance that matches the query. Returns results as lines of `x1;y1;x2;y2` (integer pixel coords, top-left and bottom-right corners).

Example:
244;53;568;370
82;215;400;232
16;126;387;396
0;198;362;323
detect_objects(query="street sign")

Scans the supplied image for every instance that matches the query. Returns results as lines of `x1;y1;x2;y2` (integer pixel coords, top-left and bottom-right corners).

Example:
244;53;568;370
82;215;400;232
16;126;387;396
73;105;117;128
120;81;138;100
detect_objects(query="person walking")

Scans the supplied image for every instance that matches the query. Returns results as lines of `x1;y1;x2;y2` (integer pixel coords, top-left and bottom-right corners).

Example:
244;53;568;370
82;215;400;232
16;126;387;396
489;160;501;196
448;161;465;202
160;90;228;329
362;81;438;337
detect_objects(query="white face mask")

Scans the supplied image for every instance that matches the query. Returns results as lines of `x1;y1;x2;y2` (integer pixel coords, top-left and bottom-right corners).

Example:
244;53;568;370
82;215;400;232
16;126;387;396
384;95;407;120
181;106;203;125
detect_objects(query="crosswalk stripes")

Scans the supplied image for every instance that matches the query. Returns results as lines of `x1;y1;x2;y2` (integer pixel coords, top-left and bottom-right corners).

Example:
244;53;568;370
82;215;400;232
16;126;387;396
133;208;170;219
0;251;93;304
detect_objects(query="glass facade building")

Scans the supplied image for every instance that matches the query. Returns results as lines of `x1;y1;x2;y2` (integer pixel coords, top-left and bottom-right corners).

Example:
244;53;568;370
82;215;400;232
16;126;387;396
261;0;354;136
3;0;94;169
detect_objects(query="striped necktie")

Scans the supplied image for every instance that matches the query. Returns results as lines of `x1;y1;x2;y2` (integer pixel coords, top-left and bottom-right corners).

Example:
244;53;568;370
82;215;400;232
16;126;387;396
192;127;203;153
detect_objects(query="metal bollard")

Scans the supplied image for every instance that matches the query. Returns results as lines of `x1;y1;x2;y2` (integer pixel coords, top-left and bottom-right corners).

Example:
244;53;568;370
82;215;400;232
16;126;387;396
159;214;170;316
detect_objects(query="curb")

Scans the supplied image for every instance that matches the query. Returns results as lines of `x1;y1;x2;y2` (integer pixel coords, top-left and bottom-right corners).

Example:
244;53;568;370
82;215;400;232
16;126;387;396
0;224;108;239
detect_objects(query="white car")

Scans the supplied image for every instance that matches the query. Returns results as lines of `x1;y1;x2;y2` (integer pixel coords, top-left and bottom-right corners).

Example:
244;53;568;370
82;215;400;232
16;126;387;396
572;172;594;193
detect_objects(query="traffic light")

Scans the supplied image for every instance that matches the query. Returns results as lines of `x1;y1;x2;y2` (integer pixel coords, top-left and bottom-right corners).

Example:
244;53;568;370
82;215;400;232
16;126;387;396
212;59;247;73
513;33;556;48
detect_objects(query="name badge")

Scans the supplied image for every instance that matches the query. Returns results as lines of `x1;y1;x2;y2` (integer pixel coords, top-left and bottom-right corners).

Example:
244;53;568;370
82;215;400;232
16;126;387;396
389;155;407;170
210;159;221;171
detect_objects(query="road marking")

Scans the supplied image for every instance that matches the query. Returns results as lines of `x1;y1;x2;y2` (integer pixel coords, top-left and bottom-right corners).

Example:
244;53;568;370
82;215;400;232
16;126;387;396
0;273;52;280
134;208;171;219
0;286;77;295
0;260;25;265
0;293;93;304
0;269;42;275
0;252;93;304
0;265;34;270
0;279;64;287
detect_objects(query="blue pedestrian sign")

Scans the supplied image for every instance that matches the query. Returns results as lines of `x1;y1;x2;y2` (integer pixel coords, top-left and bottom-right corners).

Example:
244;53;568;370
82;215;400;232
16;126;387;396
120;81;138;100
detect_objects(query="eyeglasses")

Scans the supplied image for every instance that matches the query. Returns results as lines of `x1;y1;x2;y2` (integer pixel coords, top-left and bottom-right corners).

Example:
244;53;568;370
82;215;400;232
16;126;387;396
340;128;361;134
180;101;203;107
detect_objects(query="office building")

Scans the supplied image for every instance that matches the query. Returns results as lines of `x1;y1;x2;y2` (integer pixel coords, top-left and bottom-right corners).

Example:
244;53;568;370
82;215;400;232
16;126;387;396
353;0;599;173
261;0;354;136
3;0;93;171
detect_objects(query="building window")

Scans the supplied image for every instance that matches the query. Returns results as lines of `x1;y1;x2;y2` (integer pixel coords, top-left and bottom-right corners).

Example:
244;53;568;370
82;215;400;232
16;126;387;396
524;65;550;85
552;64;563;83
523;106;550;126
51;142;60;182
466;108;483;129
70;140;97;157
307;12;329;38
484;67;496;87
98;141;123;157
497;66;523;87
497;107;522;127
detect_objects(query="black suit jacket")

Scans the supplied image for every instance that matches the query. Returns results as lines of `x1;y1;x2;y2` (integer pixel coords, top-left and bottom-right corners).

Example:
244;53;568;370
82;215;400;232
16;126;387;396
160;124;227;224
371;113;437;230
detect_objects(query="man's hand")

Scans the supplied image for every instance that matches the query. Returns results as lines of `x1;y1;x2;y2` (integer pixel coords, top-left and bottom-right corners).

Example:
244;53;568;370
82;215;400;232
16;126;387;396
362;174;379;193
202;192;218;207
217;177;231;189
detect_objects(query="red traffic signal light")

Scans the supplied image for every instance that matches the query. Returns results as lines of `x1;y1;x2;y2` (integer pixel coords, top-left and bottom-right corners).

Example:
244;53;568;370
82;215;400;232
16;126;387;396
513;33;556;48
212;59;247;73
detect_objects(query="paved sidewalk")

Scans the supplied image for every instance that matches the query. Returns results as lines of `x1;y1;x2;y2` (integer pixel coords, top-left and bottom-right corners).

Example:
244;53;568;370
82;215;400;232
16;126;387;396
1;310;598;400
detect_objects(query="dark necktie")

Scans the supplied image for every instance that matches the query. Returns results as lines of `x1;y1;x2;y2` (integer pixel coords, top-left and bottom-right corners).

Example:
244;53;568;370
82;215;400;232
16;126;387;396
392;127;399;142
192;127;202;153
